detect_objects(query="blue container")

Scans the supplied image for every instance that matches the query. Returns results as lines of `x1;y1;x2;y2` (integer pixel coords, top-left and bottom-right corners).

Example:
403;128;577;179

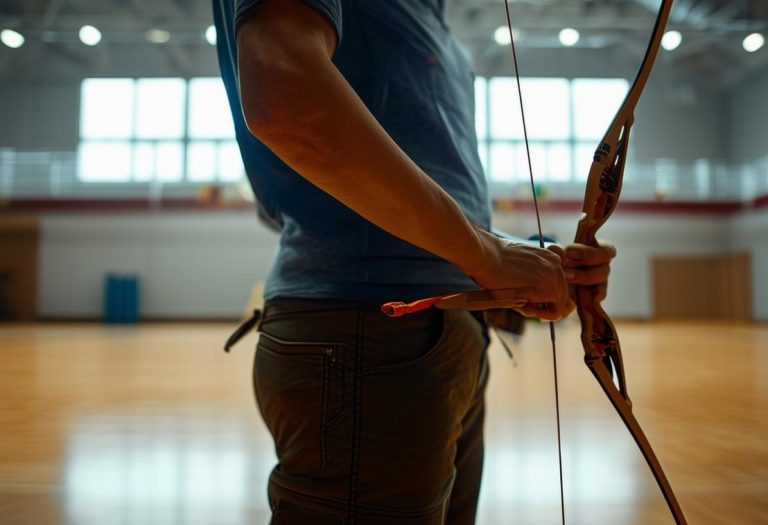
103;274;140;324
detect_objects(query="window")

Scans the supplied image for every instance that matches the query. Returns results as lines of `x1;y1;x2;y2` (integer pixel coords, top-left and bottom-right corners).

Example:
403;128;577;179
476;77;629;184
78;78;243;183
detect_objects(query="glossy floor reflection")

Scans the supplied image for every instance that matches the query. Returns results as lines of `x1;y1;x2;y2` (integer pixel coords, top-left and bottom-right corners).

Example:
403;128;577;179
0;320;766;524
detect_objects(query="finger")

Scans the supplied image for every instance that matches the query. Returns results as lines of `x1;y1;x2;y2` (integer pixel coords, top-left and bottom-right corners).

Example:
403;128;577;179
518;303;563;321
518;294;573;321
566;264;610;286
547;244;566;261
564;242;616;266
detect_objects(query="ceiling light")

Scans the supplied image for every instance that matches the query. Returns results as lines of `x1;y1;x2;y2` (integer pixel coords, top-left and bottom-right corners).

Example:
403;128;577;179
1;29;25;49
558;28;579;47
661;30;681;51
205;25;217;46
743;33;765;53
145;29;170;44
494;26;511;46
79;25;102;46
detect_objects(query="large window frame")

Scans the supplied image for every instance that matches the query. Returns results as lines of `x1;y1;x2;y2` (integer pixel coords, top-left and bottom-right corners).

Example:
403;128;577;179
78;77;243;184
475;76;630;187
78;75;630;191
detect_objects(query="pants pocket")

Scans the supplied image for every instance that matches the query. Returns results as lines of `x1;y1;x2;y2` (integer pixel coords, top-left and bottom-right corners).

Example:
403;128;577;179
255;331;346;477
271;499;343;524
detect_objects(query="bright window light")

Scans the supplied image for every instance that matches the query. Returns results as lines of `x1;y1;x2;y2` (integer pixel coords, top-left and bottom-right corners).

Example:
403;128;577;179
133;143;155;182
547;142;572;182
205;25;217;46
743;33;765;53
559;28;580;47
661;30;681;51
79;25;102;46
1;29;25;49
477;143;488;174
522;142;547;181
518;79;570;140
78;142;132;182
489;143;518;182
475;77;488;141
80;79;135;139
135;78;186;139
219;142;245;181
476;76;632;183
187;142;218;182
78;77;246;183
575;143;597;181
572;78;629;140
188;78;236;139
155;142;183;182
489;78;525;140
489;78;570;141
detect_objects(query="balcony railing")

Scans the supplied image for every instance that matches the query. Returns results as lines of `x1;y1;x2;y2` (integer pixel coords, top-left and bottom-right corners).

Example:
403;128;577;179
1;148;767;204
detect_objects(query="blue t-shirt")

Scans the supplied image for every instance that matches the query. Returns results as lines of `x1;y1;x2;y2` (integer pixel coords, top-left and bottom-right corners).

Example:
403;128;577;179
212;0;491;302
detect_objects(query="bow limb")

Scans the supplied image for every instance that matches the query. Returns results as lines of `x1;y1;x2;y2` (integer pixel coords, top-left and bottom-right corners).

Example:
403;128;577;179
574;1;686;523
582;318;687;523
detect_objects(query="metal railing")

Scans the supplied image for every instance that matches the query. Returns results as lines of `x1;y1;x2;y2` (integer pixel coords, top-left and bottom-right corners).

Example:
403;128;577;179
1;148;766;203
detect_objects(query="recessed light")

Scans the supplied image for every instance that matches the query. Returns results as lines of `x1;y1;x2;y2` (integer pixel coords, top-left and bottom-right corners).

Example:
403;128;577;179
79;25;102;46
559;28;580;47
205;25;217;46
1;29;25;49
145;29;171;44
494;26;511;46
661;30;681;51
743;33;765;53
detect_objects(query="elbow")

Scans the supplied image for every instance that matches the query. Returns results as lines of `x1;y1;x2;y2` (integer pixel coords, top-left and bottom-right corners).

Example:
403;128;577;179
238;59;304;144
239;67;279;140
240;98;270;141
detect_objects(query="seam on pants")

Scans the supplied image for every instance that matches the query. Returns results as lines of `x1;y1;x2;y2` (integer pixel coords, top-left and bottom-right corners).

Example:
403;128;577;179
348;308;364;523
320;356;328;471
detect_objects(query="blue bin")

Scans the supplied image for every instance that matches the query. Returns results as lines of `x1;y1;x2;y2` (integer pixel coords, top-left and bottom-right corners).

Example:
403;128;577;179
103;274;140;324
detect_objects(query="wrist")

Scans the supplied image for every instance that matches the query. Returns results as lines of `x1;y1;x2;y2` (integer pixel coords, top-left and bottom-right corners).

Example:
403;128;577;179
456;226;502;284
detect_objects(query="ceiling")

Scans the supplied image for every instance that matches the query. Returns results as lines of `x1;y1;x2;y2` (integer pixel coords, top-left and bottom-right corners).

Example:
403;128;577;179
0;0;766;87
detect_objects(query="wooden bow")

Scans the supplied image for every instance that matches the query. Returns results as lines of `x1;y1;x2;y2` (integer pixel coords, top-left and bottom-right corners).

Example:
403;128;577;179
569;1;686;523
383;1;687;522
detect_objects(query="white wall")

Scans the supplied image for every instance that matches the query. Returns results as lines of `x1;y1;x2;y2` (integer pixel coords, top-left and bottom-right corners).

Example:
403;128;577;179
38;212;278;319
35;208;766;321
728;208;768;320
727;68;768;164
493;209;734;319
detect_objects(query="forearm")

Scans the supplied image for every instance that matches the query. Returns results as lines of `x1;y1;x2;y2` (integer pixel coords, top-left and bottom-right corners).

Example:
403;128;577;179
237;5;491;277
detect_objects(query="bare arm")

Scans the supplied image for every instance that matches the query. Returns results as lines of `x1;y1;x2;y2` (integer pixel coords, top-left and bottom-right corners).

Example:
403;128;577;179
236;0;571;318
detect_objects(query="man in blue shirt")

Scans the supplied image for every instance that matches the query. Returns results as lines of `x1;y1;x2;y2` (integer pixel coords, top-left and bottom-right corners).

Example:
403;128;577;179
214;0;615;522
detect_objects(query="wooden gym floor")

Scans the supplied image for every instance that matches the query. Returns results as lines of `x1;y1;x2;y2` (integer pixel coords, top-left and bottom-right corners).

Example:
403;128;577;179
0;320;766;524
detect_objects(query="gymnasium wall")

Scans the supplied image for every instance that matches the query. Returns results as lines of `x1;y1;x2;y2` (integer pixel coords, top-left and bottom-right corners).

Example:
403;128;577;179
727;67;768;164
34;208;767;321
2;48;765;322
730;208;768;320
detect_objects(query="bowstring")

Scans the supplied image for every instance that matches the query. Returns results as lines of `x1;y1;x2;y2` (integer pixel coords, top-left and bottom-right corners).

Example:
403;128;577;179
503;2;565;523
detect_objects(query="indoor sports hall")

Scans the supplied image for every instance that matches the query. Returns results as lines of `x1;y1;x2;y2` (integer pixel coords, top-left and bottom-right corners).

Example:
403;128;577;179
1;1;766;524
